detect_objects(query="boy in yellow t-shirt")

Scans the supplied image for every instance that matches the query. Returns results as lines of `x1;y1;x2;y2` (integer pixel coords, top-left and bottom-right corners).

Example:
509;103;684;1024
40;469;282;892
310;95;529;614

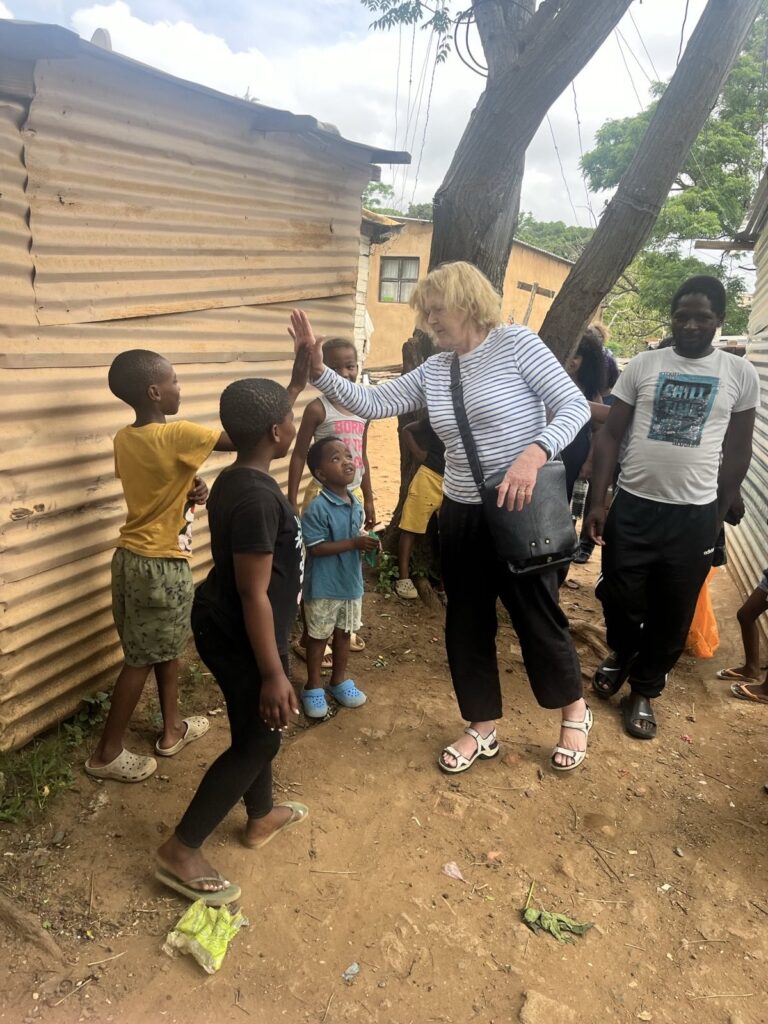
85;349;233;783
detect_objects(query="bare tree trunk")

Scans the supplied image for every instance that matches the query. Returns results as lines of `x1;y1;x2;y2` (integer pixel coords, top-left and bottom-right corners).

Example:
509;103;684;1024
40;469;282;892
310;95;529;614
430;0;635;287
539;0;762;361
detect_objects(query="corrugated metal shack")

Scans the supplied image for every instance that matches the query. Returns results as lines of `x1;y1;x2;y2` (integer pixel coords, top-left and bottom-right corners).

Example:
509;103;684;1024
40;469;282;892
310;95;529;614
724;171;768;634
0;20;408;750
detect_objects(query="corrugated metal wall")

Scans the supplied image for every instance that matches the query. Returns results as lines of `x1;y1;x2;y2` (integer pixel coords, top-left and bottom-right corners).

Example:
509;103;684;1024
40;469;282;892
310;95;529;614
0;51;371;749
726;229;768;638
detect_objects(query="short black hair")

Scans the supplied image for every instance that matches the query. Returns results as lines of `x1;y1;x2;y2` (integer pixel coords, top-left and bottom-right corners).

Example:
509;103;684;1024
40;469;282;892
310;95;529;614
670;276;726;320
322;337;357;360
108;349;170;407
219;378;291;449
307;435;342;478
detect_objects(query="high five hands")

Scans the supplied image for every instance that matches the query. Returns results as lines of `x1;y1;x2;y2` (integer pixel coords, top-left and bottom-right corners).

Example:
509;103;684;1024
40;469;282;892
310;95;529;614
289;309;326;383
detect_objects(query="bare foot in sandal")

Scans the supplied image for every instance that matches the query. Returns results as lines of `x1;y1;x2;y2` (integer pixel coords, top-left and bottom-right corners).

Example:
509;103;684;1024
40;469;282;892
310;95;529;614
156;835;232;895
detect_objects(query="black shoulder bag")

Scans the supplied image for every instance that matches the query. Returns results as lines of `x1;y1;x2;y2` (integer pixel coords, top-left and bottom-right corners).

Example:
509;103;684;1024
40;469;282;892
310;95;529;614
450;354;577;576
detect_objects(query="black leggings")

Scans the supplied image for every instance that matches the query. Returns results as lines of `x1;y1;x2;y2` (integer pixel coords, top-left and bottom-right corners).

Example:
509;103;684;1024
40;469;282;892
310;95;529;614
439;497;582;719
175;607;281;850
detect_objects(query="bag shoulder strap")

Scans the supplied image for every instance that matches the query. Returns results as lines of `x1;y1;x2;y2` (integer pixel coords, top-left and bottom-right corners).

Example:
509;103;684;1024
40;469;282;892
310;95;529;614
449;354;485;490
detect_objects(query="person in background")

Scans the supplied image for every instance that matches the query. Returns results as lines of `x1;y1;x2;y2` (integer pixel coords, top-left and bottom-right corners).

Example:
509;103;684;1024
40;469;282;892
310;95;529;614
585;276;759;740
590;322;620;398
289;261;593;774
85;350;235;783
299;437;379;719
716;569;768;704
395;419;446;600
561;329;608;502
288;337;375;661
156;378;309;906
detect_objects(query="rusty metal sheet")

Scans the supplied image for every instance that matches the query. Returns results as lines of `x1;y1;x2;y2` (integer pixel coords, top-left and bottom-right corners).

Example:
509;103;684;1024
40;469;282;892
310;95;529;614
0;94;36;327
726;231;768;640
24;55;371;326
0;294;353;751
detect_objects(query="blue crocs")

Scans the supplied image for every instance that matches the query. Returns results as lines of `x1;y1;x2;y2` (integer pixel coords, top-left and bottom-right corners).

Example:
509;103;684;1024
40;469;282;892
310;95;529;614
330;680;367;709
301;687;329;719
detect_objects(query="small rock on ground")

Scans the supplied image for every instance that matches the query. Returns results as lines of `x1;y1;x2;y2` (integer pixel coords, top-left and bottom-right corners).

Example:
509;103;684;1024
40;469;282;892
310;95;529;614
519;990;577;1024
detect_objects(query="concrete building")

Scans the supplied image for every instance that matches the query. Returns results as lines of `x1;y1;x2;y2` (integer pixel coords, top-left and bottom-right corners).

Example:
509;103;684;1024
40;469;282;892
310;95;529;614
364;217;574;369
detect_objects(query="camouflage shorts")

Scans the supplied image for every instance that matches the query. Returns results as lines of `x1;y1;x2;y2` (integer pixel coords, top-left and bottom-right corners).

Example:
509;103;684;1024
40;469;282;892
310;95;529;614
111;548;194;667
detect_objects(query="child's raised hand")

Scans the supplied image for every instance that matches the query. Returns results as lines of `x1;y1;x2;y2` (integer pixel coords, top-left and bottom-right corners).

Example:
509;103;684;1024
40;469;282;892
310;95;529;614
260;672;300;730
290;309;325;380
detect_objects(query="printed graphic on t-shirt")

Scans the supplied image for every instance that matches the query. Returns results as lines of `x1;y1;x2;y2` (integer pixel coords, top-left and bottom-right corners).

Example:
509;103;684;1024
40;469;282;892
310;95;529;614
648;372;719;448
334;419;365;473
178;499;196;553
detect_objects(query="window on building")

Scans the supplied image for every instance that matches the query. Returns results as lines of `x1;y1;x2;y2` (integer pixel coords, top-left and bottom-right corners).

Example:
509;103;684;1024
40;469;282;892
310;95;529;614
379;257;420;303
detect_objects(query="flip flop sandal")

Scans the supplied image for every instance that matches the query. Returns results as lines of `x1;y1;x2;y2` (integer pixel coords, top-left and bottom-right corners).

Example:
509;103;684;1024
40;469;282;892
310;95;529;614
593;652;636;700
154;867;241;906
291;641;333;669
155;716;210;757
84;748;157;782
729;682;768;704
717;668;759;682
551;705;593;772
438;726;499;775
350;633;366;652
620;694;657;740
329;679;367;708
243;801;310;850
301;688;330;719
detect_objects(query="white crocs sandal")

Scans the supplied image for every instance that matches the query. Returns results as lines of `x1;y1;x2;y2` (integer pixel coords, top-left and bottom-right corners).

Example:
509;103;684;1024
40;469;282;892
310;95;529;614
551;706;593;772
395;578;419;600
438;726;499;775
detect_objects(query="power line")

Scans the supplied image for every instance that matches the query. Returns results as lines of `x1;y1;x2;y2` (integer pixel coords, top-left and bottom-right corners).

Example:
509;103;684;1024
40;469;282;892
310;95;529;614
393;22;402;151
409;39;440;208
398;27;436;209
677;0;691;66
628;9;661;80
546;115;581;227
615;27;653;84
613;29;644;109
571;82;597;226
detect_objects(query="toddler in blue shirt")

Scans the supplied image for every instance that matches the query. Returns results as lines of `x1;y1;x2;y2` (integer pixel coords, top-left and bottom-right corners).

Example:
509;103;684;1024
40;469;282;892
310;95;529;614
300;437;380;719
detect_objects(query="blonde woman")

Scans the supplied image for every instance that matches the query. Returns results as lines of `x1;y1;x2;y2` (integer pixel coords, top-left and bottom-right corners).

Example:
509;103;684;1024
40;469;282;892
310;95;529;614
290;262;592;772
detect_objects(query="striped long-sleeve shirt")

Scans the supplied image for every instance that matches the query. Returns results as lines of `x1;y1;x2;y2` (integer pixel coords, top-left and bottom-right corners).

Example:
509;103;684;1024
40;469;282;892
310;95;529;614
314;324;590;504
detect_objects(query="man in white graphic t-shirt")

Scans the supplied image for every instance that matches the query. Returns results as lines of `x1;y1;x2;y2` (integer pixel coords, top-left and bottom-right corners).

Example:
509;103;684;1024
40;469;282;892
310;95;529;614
584;276;760;741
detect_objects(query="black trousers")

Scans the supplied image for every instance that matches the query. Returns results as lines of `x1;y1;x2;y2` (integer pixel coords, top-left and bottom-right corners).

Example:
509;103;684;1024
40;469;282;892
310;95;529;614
596;490;717;699
175;605;280;849
439;497;582;719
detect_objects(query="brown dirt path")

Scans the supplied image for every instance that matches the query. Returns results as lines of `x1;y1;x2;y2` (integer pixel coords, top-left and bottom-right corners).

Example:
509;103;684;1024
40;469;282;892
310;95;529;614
1;433;767;1024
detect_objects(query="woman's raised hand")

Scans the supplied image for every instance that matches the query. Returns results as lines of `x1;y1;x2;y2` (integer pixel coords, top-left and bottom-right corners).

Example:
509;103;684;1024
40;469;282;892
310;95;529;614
289;309;325;381
496;445;547;511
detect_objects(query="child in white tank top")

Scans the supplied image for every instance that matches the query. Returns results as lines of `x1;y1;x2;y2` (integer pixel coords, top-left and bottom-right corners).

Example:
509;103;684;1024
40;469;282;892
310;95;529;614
288;338;377;661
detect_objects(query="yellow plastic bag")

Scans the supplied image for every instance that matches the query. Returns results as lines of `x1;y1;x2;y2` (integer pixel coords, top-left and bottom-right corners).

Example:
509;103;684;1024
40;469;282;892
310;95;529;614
163;899;248;974
685;569;719;659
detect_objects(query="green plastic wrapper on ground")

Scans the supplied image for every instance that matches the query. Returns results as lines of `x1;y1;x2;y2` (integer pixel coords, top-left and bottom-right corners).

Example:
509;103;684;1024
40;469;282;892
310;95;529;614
162;899;249;973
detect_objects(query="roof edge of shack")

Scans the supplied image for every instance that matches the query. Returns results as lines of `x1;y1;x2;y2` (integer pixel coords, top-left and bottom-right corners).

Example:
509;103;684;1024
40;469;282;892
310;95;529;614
0;18;411;170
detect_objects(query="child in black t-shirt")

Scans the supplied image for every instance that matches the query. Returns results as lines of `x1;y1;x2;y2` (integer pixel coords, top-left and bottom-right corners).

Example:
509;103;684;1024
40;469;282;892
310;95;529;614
156;378;309;906
395;420;445;600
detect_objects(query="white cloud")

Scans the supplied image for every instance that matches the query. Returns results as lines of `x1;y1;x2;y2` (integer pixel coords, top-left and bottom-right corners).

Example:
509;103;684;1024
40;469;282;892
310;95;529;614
0;2;15;17
69;0;710;223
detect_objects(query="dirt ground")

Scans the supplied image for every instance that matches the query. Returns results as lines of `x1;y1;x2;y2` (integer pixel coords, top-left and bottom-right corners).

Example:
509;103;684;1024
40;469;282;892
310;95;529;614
1;418;767;1024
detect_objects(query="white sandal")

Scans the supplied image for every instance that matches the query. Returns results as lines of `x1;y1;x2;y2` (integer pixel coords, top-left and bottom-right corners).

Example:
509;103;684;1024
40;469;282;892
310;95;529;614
551;706;593;772
438;726;499;775
395;578;419;600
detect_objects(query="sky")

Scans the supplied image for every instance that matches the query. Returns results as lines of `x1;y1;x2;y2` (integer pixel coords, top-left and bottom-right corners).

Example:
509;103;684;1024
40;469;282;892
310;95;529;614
0;0;717;235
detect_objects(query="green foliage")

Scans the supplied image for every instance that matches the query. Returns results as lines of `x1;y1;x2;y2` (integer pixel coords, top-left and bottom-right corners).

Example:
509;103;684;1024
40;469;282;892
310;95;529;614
516;212;594;261
0;692;111;823
406;201;434;221
363;181;398;209
582;7;768;243
522;882;594;944
605;251;750;356
375;550;401;593
361;1;454;61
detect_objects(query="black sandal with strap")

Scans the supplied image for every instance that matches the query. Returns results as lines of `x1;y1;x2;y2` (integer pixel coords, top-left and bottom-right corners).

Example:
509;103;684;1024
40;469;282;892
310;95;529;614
592;652;636;700
620;692;657;740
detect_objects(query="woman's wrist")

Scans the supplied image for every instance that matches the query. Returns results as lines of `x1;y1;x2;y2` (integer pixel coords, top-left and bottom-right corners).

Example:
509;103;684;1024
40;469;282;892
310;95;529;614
310;362;327;383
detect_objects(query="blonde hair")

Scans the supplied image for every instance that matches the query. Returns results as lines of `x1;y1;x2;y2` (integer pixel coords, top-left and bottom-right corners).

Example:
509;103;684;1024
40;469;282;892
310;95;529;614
409;261;502;336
